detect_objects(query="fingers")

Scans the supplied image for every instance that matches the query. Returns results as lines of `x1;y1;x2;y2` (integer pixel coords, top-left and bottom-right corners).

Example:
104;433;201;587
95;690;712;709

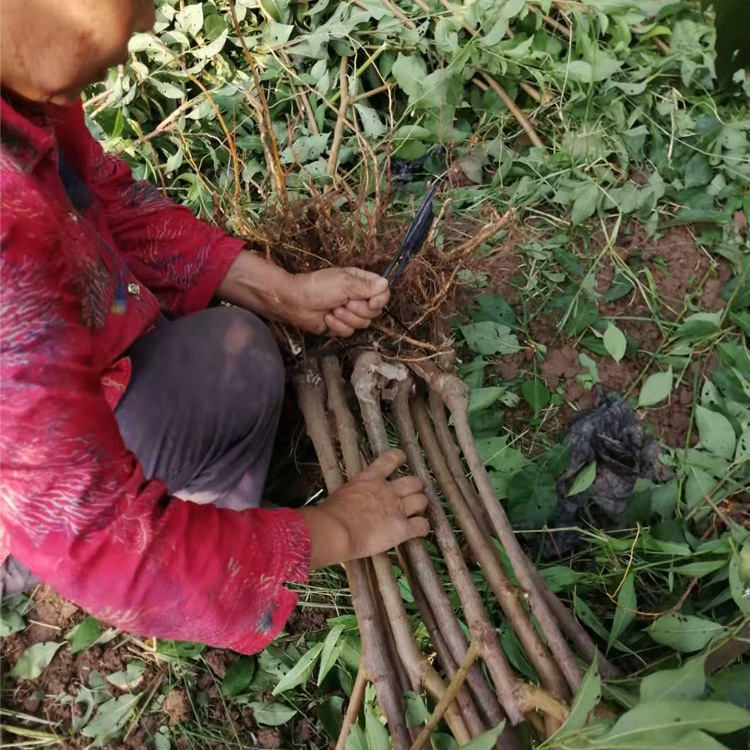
344;299;383;320
401;492;428;517
390;475;424;498
360;448;406;480
331;306;372;331
343;268;389;301
324;312;354;338
406;516;431;538
367;288;390;311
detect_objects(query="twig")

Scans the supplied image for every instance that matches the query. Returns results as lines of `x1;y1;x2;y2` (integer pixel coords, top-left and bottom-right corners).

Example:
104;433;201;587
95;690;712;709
410;643;481;750
410;361;582;693
409;211;513;330
327;56;351;184
352;83;395;103
515;684;569;724
296;364;410;750
410;396;570;703
481;74;545;149
336;667;368;750
372;322;443;352
227;0;287;201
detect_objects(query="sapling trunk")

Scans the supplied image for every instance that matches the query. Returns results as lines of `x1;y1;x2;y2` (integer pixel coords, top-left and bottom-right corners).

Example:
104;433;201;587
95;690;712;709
428;392;620;680
396;548;488;737
389;378;525;725
410;396;569;701
348;352;472;744
295;367;411;750
410;360;583;693
322;355;487;732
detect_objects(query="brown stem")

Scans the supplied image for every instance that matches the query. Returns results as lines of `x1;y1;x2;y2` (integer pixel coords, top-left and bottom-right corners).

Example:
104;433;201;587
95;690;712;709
350;352;471;744
397;549;488;737
327;56;350;183
429;394;620;681
428;390;490;529
515;684;569;724
533;570;621;680
226;0;287;202
336;667;368;750
295;365;410;750
410;643;481;750
410;361;582;693
410;397;569;702
705;619;750;674
481;74;545;149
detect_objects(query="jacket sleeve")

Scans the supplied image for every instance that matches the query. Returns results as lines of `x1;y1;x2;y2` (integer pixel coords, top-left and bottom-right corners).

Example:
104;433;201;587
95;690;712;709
0;214;310;653
71;104;244;318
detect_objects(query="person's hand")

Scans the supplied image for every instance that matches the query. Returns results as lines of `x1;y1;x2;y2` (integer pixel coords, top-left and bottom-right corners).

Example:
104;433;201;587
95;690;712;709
286;267;390;337
298;449;430;569
218;253;390;337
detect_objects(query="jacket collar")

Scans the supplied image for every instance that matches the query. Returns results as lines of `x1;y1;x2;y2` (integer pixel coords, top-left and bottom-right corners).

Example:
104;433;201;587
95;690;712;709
0;93;58;172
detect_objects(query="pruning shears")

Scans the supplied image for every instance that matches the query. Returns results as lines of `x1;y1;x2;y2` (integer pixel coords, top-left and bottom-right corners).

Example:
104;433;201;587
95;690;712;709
382;184;438;284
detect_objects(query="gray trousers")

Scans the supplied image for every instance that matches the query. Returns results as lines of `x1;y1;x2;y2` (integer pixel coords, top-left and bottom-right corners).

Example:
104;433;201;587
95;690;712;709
1;307;284;599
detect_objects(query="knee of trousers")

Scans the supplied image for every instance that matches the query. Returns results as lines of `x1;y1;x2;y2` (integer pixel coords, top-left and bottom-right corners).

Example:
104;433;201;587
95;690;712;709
218;307;286;420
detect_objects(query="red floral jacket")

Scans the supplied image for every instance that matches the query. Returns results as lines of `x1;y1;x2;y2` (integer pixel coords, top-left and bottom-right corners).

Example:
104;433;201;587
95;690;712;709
0;96;310;653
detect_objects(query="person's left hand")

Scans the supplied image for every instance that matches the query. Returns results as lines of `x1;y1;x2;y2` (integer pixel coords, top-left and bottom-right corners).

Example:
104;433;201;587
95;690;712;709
285;267;390;337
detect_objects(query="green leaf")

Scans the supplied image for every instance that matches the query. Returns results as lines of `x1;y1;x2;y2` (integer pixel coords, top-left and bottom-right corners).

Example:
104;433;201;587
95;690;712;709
405;692;429;728
272;642;323;695
458;721;505;750
318;625;345;685
695;406;736;459
365;701;390;750
66;616;102;654
684;153;713;188
157;640;206;659
106;660;147;690
709;663;750;709
608;572;637;650
639;655;706;703
347;723;368;750
460;322;521;356
735;425;750;462
222;656;256;696
554;661;601;738
728;548;750;615
468;387;504;413
391;53;428;99
647;613;725;652
571;183;600;224
10;641;62;680
248;701;298;727
601;700;750;743
0;607;25;637
81;694;141;741
604;323;627;364
568;461;597;497
320;695;345;738
638;367;673;408
507;468;558;527
175;4;203;36
521;379;551;415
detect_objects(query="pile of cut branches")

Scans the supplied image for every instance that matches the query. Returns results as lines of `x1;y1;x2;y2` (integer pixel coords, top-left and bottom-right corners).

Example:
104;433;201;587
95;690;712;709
296;349;619;749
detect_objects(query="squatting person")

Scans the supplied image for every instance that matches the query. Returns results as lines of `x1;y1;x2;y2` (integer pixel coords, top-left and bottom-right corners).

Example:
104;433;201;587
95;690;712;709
0;0;430;652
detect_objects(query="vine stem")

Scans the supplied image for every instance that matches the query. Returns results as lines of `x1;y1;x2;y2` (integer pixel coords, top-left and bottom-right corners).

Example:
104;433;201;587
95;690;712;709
296;364;410;750
327;56;351;184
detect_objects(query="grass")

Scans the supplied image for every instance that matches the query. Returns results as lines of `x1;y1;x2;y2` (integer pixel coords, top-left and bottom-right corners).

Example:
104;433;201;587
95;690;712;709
2;0;750;747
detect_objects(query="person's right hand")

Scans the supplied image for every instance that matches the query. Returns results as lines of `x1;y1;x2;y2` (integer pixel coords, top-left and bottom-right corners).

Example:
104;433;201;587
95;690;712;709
298;449;430;569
